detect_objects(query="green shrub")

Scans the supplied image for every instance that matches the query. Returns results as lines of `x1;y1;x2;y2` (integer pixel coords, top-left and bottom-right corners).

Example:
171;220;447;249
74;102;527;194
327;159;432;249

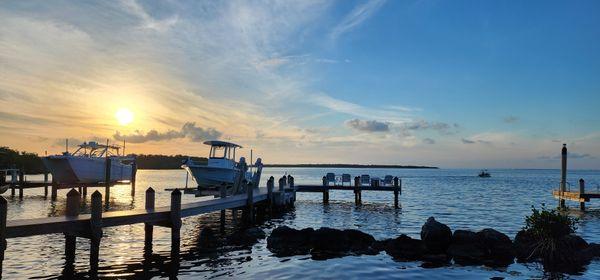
524;205;578;239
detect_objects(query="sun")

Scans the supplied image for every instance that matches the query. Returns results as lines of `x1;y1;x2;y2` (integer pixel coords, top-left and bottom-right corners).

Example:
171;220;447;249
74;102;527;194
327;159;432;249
115;108;134;125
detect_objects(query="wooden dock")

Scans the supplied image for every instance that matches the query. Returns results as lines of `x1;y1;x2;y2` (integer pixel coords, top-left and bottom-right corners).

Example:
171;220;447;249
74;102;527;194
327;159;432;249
0;175;296;277
553;179;600;210
296;176;401;208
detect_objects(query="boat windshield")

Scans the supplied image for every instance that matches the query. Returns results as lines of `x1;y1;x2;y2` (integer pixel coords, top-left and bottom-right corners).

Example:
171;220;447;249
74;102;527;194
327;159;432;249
209;145;236;160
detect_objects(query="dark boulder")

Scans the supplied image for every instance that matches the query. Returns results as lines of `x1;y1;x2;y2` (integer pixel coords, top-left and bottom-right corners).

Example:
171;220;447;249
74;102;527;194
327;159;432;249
542;234;590;273
514;230;538;262
267;226;314;256
421;217;452;253
582;243;600;260
385;234;426;261
343;229;378;254
476;228;515;266
447;230;486;265
227;227;266;246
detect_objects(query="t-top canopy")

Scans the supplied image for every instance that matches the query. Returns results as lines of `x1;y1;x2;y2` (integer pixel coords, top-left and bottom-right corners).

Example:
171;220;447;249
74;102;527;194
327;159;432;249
203;140;242;148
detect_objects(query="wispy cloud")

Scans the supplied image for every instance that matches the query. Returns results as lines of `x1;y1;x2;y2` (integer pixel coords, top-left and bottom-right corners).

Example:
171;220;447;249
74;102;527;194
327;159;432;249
113;122;221;143
330;0;386;42
346;119;390;132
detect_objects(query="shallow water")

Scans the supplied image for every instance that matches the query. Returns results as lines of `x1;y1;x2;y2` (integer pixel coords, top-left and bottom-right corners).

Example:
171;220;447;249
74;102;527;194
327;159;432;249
3;168;600;279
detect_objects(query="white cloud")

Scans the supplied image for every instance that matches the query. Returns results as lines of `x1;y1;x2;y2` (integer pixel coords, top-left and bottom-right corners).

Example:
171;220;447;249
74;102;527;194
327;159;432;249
330;0;386;42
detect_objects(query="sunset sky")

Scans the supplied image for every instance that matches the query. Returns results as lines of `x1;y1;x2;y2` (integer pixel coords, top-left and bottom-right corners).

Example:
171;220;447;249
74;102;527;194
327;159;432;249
1;0;599;168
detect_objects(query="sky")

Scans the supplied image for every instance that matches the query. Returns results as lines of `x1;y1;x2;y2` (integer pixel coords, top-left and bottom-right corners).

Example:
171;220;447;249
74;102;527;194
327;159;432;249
0;0;599;169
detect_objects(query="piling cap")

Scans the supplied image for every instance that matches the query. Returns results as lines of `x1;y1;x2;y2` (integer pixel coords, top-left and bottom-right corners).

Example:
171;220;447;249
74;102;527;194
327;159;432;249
562;144;567;154
67;188;80;197
146;187;155;193
91;190;102;199
171;188;181;195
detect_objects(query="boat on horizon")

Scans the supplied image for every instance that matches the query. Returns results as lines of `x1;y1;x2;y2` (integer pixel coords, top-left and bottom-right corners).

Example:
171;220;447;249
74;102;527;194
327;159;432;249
43;141;134;184
182;140;263;194
478;169;491;178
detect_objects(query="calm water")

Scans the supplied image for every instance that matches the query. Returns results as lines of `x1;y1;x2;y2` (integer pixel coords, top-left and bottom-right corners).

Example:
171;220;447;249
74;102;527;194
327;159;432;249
3;168;600;279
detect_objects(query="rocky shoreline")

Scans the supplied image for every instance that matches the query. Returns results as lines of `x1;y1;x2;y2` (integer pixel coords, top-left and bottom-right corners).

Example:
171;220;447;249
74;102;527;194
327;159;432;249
265;217;600;274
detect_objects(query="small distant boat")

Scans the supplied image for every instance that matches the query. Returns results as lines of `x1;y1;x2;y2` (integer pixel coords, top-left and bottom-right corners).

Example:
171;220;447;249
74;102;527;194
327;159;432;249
43;141;134;184
478;170;491;178
182;140;263;193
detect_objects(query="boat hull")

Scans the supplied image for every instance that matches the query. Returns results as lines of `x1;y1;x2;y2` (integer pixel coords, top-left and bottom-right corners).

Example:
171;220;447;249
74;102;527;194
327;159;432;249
183;164;239;188
43;156;133;184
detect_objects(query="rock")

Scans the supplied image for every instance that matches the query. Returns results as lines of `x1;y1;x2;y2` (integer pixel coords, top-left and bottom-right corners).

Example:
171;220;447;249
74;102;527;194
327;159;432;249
582;243;600;260
267;226;314;256
343;229;378;254
542;234;590;273
514;230;538;262
385;234;426;261
447;230;486;265
198;227;218;248
227;227;266;246
421;217;452;253
476;228;515;266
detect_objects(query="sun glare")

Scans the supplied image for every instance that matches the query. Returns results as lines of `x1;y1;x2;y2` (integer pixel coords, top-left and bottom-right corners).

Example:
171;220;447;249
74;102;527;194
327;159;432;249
115;108;134;125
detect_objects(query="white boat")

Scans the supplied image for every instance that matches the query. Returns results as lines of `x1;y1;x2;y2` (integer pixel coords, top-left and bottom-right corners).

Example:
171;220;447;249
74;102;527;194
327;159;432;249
182;140;262;191
43;141;134;184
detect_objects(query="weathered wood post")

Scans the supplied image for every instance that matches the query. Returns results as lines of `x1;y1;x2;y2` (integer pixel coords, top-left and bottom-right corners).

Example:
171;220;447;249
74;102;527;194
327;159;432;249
131;160;137;196
10;170;16;197
144;187;155;255
559;144;567;209
65;189;81;263
278;177;285;207
289;176;296;203
82;186;87;198
51;177;58;201
170;189;182;254
105;157;112;204
18;171;24;199
322;176;329;204
0;196;7;277
44;172;49;198
579;179;586;211
267;176;274;213
354;176;360;205
220;184;227;232
90;191;103;274
393;177;400;209
246;182;254;223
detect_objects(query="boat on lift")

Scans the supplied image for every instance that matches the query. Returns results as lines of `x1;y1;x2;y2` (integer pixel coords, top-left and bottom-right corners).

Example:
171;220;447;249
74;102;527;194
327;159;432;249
182;140;262;193
43;140;134;184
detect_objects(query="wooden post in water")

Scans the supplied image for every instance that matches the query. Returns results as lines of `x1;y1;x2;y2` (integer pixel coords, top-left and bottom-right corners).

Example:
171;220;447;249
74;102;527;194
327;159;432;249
289;176;296;203
144;187;155;255
18;171;24;199
90;191;103;274
278;177;285;207
0;196;7;277
267;177;274;213
44;173;49;198
220;184;227;232
246;182;254;223
354;176;359;205
170;189;182;254
579;179;585;211
322;176;329;204
105;157;111;205
559;144;567;209
10;170;16;197
393;177;400;209
51;177;58;201
82;185;87;198
131;160;137;196
65;189;81;263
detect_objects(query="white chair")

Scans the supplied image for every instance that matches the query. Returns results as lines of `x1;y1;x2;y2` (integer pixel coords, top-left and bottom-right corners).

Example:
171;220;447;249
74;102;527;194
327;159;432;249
341;174;351;186
326;173;336;186
360;174;370;186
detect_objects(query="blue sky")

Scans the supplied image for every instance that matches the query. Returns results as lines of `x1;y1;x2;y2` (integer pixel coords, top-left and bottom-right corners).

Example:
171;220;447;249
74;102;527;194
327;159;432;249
0;0;599;168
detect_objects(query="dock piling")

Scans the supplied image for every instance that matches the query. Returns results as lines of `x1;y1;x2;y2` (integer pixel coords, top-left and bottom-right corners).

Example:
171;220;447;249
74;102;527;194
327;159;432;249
65;189;81;262
246;182;254;223
104;157;111;205
170;189;182;254
559;144;567;209
131;161;137;196
51;179;57;201
289;176;296;203
90;191;103;274
44;173;49;198
267;176;274;212
18;171;24;199
279;177;285;207
322;176;329;204
393;177;400;208
144;187;155;255
579;179;585;211
0;196;7;277
220;184;227;232
354;176;359;205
